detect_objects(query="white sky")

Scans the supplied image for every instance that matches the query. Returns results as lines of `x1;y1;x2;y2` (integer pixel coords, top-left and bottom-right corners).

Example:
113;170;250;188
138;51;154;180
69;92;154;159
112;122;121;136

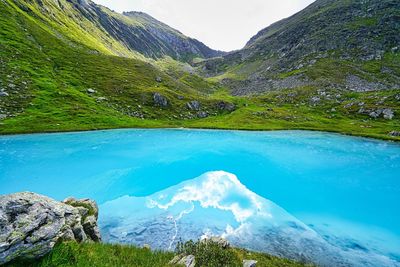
93;0;315;52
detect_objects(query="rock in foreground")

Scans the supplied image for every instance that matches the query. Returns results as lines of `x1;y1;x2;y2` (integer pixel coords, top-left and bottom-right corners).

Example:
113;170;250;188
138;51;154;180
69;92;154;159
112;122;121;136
0;192;101;264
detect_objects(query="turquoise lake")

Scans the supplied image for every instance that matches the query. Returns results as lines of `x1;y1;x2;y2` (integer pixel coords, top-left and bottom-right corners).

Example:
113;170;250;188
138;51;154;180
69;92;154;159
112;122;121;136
0;129;399;266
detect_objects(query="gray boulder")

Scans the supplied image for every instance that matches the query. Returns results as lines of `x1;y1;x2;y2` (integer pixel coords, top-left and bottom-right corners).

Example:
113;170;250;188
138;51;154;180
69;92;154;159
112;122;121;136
187;100;201;111
216;101;236;112
389;131;400;137
178;255;195;267
310;96;321;105
0;192;101;264
197;111;208;118
95;97;107;102
0;91;9;97
369;111;380;119
243;259;257;267
153;93;168;107
169;254;195;267
382;108;394;120
369;108;395;120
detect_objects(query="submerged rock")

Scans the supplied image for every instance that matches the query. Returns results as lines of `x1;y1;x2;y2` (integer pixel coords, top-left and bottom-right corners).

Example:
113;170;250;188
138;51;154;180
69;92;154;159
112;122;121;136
0;192;101;264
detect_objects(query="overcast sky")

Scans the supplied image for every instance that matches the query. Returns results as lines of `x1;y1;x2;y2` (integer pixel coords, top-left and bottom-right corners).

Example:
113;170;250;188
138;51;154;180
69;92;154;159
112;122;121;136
93;0;315;52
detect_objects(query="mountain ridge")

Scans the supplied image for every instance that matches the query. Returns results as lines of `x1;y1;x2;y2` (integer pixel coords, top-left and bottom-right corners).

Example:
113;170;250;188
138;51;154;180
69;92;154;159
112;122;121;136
10;0;225;61
197;0;400;95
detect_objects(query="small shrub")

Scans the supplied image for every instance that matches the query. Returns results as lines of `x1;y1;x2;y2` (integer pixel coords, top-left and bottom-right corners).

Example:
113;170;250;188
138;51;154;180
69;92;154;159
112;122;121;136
175;239;241;267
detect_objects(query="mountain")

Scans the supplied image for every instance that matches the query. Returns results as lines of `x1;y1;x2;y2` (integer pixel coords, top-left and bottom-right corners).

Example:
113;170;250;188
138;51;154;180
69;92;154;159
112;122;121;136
0;0;233;133
198;0;400;95
9;0;224;61
0;0;399;140
120;11;225;60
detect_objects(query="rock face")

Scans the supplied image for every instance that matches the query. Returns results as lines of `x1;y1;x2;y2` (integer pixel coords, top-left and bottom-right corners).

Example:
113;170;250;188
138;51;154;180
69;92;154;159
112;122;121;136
0;192;101;264
197;0;400;95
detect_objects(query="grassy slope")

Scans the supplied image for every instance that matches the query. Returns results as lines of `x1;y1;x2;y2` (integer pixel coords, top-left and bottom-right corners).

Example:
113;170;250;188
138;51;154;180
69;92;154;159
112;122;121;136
5;242;309;267
0;0;221;132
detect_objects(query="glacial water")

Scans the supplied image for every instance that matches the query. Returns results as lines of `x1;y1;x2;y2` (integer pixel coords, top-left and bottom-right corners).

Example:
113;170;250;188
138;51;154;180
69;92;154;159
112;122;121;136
0;129;399;266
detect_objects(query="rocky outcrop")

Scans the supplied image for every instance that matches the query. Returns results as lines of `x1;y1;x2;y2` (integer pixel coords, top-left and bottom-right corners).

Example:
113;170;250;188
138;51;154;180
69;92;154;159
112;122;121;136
170;254;196;267
389;131;400;137
197;111;208;118
187;101;201;111
216;101;236;112
90;8;225;61
243;260;258;267
153;93;169;107
367;108;395;120
0;192;101;264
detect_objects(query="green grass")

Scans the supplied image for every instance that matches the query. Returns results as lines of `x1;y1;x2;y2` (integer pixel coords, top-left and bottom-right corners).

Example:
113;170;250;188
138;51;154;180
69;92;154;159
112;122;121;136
5;241;309;267
5;242;174;267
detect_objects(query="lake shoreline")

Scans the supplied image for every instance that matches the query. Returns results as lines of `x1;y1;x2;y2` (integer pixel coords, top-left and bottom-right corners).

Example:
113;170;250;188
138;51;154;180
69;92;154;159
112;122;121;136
0;124;399;142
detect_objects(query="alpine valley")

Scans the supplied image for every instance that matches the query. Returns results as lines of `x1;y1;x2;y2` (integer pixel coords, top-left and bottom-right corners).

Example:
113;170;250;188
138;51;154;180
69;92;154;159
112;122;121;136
1;1;400;266
0;0;399;140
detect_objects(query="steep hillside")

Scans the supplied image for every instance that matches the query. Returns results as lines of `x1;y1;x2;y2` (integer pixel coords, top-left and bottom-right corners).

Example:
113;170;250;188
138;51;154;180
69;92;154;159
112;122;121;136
198;0;400;95
0;0;235;133
9;0;224;61
120;11;225;60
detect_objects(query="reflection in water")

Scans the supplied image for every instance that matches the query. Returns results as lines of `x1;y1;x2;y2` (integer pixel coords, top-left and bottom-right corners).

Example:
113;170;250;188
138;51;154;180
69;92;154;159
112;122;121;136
99;171;400;267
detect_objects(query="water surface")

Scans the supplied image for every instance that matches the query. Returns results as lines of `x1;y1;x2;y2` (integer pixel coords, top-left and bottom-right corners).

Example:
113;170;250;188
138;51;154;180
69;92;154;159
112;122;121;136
0;129;399;266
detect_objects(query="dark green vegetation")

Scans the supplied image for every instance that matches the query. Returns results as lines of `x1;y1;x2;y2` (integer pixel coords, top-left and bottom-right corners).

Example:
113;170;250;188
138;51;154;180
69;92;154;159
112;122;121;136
0;0;399;141
174;239;310;267
176;240;240;266
5;241;308;267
